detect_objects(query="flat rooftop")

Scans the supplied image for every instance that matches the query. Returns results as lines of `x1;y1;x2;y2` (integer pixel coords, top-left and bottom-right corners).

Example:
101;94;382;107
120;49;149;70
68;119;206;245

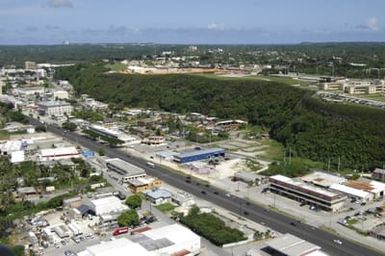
301;171;346;188
105;158;145;176
265;233;321;256
38;101;71;107
176;148;224;159
270;175;343;199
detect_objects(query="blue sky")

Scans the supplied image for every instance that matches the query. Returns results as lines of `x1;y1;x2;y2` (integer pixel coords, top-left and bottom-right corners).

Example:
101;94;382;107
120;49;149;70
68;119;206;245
0;0;384;44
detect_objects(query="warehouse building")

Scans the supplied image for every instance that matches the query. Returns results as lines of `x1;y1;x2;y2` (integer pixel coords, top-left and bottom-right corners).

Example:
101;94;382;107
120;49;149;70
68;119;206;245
77;224;201;256
39;147;80;161
263;233;328;256
330;179;385;202
174;148;225;164
269;175;347;212
86;196;128;216
105;158;146;181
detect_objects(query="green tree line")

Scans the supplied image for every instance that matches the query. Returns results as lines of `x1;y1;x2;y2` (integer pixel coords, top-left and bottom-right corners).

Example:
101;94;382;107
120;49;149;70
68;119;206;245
55;63;385;170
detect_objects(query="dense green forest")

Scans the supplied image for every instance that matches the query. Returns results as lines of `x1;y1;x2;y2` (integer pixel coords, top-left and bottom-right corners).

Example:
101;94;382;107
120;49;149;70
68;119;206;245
55;64;385;170
2;43;385;77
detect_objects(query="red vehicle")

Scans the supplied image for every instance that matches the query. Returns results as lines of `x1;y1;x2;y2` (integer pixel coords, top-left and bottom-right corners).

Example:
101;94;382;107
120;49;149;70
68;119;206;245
112;227;129;236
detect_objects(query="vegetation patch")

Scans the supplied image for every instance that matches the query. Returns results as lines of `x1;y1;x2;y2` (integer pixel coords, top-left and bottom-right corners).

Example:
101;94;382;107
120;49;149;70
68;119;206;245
179;206;246;246
155;202;176;213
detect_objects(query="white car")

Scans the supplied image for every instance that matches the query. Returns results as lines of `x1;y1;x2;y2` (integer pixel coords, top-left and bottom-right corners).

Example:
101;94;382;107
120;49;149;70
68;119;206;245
333;239;342;245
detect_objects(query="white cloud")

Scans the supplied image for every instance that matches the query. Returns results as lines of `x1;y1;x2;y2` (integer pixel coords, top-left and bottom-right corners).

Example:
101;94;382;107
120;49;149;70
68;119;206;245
207;23;224;30
367;17;379;31
47;0;73;8
357;17;380;31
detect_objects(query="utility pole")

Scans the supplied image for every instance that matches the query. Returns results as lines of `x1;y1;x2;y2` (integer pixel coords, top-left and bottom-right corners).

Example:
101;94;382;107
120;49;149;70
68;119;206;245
288;147;292;165
337;156;341;173
327;158;331;172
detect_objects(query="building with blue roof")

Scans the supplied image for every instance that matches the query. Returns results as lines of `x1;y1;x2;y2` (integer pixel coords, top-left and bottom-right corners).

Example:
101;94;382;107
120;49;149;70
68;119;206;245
173;148;225;164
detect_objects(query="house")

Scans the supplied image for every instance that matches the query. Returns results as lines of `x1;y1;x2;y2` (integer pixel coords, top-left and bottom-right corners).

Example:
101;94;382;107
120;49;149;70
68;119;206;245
145;189;172;205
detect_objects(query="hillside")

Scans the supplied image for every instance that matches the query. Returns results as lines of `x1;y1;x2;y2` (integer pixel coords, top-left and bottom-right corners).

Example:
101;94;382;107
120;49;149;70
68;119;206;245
55;64;385;170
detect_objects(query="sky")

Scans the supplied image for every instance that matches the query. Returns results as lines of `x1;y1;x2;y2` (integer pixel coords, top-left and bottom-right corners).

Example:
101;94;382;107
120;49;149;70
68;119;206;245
0;0;384;44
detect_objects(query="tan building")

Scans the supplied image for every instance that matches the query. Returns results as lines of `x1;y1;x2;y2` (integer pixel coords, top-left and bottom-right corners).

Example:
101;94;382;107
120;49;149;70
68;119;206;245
142;136;166;145
25;61;37;70
127;177;162;193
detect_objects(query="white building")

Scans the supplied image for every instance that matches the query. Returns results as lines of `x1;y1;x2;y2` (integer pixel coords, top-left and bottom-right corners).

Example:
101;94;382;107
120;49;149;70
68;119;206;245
87;196;128;216
39;147;80;161
52;90;69;100
329;184;372;202
37;101;73;116
87;124;140;145
330;179;385;201
77;224;201;256
105;158;146;181
269;175;347;212
142;136;166;145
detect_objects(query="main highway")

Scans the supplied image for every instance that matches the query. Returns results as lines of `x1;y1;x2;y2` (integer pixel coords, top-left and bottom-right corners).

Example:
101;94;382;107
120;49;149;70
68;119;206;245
30;118;383;256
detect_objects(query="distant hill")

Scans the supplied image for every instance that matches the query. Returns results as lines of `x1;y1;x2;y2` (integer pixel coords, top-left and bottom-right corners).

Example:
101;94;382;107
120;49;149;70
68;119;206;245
55;63;385;170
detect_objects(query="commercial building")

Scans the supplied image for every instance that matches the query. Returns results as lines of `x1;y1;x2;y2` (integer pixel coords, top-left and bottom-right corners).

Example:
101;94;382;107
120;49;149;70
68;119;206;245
86;196;128;216
87;124;140;145
142;136;166;145
105;158;146;181
322;82;344;91
127;177;162;193
334;179;385;200
174;148;225;164
77;224;200;256
301;171;346;188
264;233;328;256
37;101;73;116
39;147;80;161
145;189;172;205
171;191;194;206
329;184;372;202
344;80;385;95
0;140;25;156
269;175;347;212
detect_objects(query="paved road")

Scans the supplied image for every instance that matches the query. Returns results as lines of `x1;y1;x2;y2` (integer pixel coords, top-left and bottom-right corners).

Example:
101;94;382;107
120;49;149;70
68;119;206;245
31;118;383;256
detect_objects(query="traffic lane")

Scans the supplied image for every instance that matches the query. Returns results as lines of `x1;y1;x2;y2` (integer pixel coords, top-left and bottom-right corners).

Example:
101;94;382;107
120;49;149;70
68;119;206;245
36;121;381;256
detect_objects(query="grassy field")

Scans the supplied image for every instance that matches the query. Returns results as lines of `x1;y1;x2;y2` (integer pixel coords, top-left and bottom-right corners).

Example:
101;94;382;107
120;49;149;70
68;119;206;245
260;139;284;161
155;202;177;213
356;94;385;102
195;73;311;87
0;130;10;140
105;62;127;72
